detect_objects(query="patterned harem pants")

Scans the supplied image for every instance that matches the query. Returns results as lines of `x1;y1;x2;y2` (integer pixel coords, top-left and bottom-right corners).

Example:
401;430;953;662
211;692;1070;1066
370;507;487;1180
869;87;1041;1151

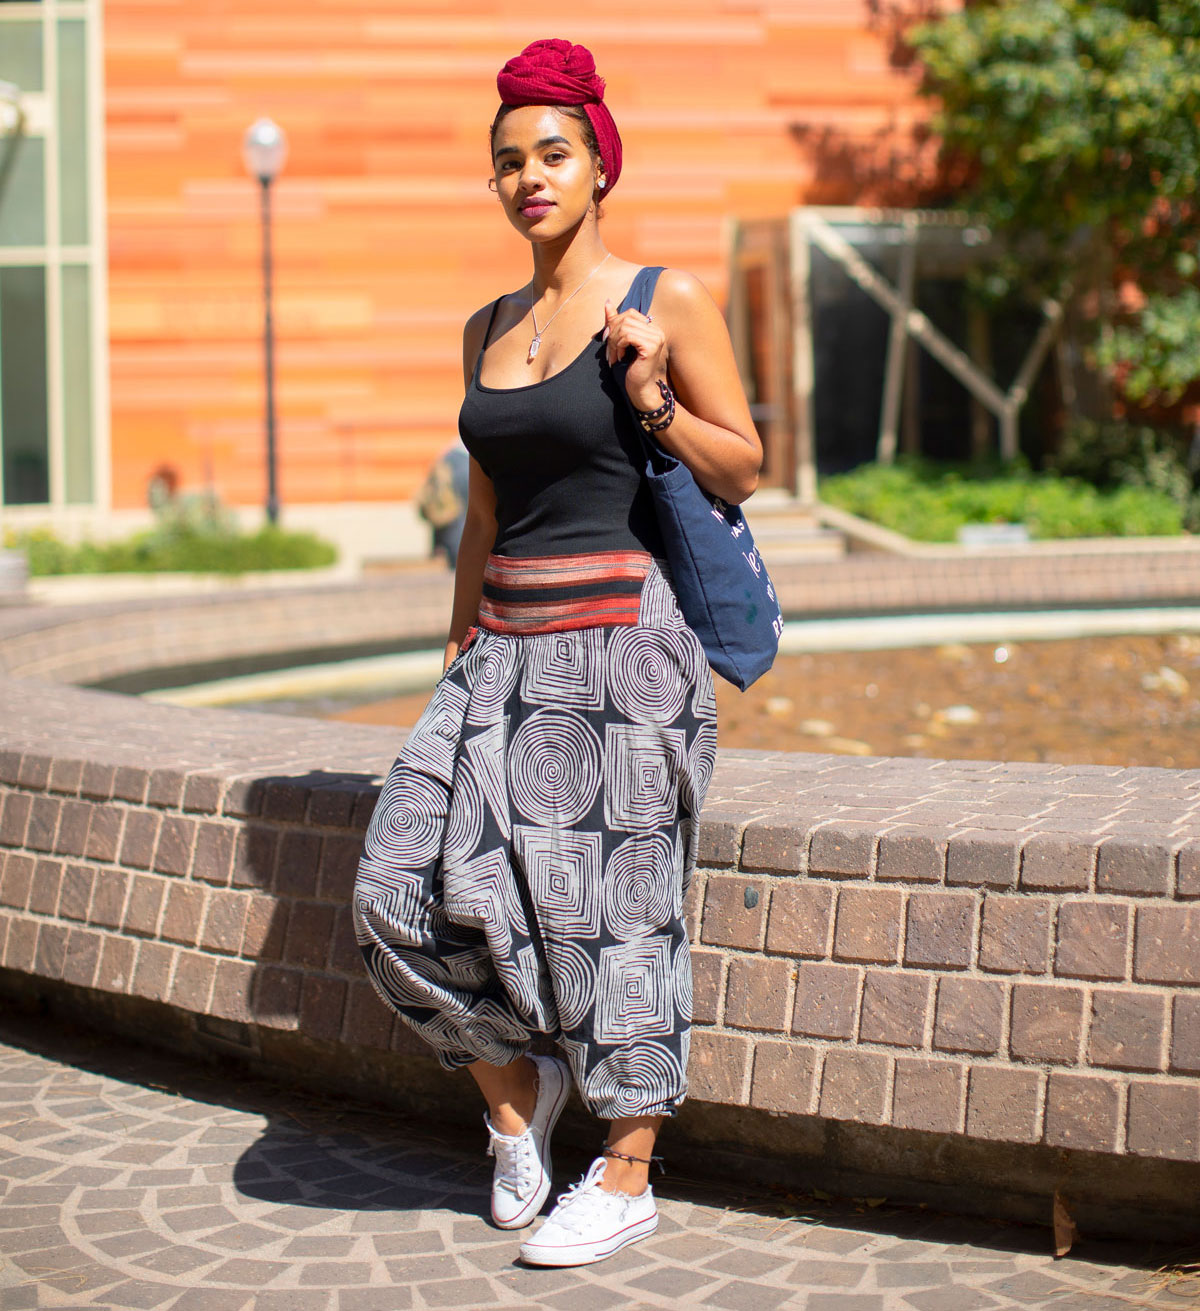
352;560;717;1119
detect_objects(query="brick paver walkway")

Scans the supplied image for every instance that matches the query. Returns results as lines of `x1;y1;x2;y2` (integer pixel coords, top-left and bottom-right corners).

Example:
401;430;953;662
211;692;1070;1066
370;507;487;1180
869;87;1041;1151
0;1017;1195;1311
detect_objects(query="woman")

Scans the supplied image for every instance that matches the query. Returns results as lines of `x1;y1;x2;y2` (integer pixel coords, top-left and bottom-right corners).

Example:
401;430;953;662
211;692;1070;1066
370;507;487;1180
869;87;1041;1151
353;38;760;1268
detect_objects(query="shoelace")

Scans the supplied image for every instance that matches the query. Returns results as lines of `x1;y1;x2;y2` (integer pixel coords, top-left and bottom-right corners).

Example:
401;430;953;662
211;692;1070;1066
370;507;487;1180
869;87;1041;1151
487;1127;537;1198
549;1172;626;1235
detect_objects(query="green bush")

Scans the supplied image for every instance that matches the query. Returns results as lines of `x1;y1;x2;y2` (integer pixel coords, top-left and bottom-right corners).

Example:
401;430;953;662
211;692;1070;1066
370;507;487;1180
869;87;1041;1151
1045;417;1200;531
5;524;338;577
820;458;1186;542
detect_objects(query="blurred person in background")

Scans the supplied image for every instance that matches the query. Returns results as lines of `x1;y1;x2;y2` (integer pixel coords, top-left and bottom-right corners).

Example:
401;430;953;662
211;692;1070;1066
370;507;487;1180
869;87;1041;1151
416;441;471;567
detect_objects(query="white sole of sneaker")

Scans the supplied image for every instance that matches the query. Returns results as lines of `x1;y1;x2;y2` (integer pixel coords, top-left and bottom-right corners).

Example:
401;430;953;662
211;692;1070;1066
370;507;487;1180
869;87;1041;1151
518;1211;658;1267
491;1059;571;1231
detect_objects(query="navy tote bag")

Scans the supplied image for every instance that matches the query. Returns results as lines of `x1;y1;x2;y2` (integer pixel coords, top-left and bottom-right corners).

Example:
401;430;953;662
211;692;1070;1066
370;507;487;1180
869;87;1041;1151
616;267;782;691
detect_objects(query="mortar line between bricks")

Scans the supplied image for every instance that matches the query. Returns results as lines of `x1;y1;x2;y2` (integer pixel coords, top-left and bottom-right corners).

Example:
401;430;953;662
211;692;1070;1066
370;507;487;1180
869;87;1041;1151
896;884;911;966
1114;1078;1130;1154
781;952;798;1039
882;1035;897;1122
690;935;1199;980
998;976;1013;1058
920;970;938;1052
1045;898;1061;980
729;818;750;870
819;883;835;956
952;1050;970;1132
1071;980;1092;1070
851;965;865;1040
1158;990;1171;1074
1031;1060;1049;1140
972;887;992;972
742;1036;1200;1084
808;1046;826;1115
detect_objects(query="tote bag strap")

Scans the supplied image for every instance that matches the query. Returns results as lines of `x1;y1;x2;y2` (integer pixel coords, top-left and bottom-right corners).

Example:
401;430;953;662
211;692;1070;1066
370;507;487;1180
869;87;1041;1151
615;266;671;466
618;264;666;317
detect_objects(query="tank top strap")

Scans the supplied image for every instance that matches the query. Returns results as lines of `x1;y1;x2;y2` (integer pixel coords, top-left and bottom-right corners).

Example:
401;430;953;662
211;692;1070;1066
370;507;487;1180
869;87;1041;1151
481;297;504;349
481;296;504;349
472;297;505;380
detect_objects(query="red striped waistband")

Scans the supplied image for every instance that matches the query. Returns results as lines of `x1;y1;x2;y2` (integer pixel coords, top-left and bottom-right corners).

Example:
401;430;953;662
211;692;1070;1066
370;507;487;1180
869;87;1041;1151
477;550;652;635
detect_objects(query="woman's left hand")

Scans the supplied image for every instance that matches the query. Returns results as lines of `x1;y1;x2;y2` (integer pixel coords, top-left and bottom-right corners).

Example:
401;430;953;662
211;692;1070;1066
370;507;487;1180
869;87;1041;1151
603;300;669;412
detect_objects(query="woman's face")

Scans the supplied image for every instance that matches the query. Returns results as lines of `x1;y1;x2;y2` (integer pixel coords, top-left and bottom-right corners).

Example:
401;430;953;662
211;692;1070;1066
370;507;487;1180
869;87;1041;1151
491;105;601;241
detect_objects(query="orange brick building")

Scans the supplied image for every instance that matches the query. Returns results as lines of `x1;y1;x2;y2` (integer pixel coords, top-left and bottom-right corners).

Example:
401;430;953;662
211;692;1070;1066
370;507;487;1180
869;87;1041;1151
0;0;954;528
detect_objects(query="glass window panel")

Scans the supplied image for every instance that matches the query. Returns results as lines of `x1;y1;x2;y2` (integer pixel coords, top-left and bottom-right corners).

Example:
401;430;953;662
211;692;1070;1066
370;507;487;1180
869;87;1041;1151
1;264;49;505
0;21;43;92
58;19;87;244
0;134;45;245
62;263;90;502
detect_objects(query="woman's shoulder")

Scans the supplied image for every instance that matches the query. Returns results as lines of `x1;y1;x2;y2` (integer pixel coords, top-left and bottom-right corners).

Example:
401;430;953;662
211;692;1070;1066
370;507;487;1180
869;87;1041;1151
464;296;503;338
651;267;715;309
462;295;510;368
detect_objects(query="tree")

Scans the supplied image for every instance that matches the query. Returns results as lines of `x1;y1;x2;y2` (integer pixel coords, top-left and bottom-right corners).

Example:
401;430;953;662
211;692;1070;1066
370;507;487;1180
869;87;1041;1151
911;0;1200;414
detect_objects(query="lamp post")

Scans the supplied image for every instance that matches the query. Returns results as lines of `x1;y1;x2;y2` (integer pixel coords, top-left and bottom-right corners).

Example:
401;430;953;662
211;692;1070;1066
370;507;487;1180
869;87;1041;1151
242;117;288;525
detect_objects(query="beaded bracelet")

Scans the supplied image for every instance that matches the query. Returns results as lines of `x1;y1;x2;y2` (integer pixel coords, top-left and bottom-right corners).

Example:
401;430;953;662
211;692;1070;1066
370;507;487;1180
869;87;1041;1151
633;379;676;434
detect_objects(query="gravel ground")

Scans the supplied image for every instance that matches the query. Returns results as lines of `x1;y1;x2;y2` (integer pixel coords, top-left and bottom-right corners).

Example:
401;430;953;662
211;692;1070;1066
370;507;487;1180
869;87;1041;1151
324;633;1200;770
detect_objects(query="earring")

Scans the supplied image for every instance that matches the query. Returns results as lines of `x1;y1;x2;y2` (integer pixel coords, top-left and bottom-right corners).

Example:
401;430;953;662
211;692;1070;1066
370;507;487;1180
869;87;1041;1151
597;178;606;189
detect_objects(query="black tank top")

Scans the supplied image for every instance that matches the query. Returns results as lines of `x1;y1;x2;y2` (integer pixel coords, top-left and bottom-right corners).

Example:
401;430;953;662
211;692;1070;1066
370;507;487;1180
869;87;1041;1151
457;266;663;559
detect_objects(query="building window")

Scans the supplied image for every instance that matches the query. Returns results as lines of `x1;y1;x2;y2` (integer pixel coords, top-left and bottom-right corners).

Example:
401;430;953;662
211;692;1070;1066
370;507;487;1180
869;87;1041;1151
0;0;107;510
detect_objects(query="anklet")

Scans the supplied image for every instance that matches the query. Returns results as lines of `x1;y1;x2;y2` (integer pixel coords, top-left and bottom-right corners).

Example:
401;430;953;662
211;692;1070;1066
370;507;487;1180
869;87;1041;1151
603;1146;665;1173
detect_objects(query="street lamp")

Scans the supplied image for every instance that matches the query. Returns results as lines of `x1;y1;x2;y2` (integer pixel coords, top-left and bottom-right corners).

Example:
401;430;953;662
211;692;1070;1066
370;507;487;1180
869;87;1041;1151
242;117;288;525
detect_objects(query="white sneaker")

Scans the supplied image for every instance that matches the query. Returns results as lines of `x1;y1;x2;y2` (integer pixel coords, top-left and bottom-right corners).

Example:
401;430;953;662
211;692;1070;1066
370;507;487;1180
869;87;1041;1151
485;1054;570;1230
518;1156;658;1267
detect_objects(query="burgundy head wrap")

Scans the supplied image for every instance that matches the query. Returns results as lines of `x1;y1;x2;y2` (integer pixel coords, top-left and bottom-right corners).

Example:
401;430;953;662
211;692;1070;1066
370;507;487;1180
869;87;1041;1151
496;38;623;194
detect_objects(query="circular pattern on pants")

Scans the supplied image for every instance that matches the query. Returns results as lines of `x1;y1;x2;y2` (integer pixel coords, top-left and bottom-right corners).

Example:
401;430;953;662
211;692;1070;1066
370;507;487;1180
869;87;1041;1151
369;944;459;1011
584;1042;685;1118
443;761;484;865
606;628;689;725
543;939;598;1031
465;637;519;725
364;769;445;867
673;939;693;1022
683;719;718;814
602;832;675;940
507;709;602;826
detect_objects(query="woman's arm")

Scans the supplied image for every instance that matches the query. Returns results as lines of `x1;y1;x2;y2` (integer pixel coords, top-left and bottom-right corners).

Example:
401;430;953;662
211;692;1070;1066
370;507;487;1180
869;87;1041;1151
444;309;499;671
603;270;761;504
444;458;497;669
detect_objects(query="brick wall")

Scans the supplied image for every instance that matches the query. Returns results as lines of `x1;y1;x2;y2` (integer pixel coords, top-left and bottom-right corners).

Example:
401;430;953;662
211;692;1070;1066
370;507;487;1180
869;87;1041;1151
6;535;1200;687
2;573;1199;1226
0;574;455;686
2;678;1198;1183
687;817;1200;1164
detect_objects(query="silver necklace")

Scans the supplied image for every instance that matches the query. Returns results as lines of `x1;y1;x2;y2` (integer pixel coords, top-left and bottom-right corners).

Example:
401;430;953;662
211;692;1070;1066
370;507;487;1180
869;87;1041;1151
526;253;611;363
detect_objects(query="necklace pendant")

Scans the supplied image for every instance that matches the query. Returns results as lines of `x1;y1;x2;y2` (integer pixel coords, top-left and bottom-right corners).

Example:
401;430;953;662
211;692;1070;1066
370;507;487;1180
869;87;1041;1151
528;334;541;362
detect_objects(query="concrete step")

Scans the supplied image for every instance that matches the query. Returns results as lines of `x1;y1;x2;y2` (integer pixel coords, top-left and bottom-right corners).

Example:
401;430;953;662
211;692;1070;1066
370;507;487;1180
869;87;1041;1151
745;492;846;560
757;530;847;564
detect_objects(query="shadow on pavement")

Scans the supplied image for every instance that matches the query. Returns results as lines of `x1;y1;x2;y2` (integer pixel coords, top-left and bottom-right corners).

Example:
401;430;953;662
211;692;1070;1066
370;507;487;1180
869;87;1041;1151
2;1000;1198;1296
230;1112;491;1219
